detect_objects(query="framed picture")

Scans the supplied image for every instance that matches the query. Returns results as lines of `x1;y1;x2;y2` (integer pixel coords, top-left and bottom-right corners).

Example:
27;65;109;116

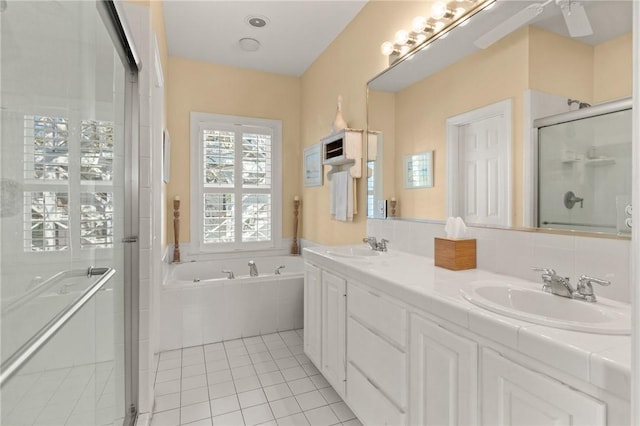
404;150;433;189
303;143;323;187
162;129;170;184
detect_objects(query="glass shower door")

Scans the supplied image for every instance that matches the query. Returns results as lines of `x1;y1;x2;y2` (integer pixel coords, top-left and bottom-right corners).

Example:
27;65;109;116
1;1;136;424
538;106;633;234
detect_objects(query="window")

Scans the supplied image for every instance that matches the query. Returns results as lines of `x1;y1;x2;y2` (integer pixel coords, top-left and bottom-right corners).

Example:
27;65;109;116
23;115;115;252
191;113;281;251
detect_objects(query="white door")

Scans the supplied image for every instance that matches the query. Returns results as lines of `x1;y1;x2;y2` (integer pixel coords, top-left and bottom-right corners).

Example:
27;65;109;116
447;99;512;226
409;314;478;426
482;349;606;425
303;263;322;367
321;271;347;396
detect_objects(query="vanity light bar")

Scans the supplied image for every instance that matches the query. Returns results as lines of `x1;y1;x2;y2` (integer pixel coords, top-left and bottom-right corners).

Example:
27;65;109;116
380;0;496;64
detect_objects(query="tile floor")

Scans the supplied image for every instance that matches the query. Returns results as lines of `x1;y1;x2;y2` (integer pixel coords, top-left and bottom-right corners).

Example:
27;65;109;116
151;329;362;426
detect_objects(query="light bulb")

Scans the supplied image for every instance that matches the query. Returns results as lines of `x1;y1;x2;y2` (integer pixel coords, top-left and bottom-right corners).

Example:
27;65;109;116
380;41;395;56
415;33;427;44
412;16;427;33
434;21;445;31
454;7;465;17
431;2;448;19
399;45;411;55
395;29;410;45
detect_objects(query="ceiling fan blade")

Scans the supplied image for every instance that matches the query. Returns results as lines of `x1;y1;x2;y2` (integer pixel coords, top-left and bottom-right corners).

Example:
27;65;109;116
475;3;546;49
559;0;593;37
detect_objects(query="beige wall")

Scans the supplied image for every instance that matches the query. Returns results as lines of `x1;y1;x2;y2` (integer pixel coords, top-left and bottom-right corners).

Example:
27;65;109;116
300;1;429;245
166;57;301;243
593;33;633;103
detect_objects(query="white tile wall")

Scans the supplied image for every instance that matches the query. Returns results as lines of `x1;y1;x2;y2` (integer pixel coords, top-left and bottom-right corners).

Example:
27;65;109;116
367;219;631;303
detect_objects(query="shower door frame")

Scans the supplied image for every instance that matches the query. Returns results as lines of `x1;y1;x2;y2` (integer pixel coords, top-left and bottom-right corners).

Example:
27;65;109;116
99;1;141;423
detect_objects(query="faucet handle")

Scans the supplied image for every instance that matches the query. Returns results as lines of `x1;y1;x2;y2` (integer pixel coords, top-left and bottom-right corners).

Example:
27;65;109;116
378;239;389;252
222;269;235;279
274;265;286;275
576;275;610;302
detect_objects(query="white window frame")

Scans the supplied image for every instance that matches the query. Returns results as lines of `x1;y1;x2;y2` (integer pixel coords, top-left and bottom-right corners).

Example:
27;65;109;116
190;112;282;253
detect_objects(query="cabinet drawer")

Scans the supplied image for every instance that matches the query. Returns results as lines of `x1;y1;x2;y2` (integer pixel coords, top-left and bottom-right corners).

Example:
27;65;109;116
347;363;406;426
348;317;406;408
348;283;406;347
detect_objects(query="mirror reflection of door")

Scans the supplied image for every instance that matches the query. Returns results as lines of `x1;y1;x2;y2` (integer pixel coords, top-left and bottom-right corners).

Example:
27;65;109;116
447;99;512;226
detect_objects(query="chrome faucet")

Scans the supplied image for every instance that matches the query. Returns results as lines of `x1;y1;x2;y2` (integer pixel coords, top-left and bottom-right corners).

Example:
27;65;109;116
362;236;389;252
222;269;235;279
274;265;286;275
248;261;258;277
532;267;610;302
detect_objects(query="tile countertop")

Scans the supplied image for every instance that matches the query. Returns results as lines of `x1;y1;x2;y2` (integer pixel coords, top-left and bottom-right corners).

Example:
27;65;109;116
303;245;631;401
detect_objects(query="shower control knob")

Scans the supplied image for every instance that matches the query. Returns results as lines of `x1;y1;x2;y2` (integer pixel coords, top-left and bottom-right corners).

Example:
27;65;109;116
625;218;632;228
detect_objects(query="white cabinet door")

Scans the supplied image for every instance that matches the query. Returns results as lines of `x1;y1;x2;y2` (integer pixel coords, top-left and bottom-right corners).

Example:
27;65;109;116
321;271;347;397
303;262;322;367
482;349;606;426
409;314;478;426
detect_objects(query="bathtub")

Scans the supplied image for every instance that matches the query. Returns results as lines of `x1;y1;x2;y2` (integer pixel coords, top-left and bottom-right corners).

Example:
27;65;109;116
160;255;304;351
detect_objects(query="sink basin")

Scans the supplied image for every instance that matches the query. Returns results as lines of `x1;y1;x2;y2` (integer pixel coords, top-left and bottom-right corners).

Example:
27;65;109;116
460;281;630;335
326;247;383;258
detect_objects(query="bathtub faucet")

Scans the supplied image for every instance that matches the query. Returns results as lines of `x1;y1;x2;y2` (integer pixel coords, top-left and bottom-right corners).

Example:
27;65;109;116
275;265;286;275
222;270;235;279
248;261;258;277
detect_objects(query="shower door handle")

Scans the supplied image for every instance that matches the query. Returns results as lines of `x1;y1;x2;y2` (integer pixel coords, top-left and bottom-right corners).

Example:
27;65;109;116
122;236;138;243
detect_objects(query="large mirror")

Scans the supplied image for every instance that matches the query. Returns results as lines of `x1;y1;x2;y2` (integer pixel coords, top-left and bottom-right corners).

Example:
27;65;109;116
367;0;633;237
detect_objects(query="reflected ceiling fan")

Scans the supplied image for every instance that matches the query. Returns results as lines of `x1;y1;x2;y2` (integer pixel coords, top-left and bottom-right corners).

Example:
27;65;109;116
475;0;593;49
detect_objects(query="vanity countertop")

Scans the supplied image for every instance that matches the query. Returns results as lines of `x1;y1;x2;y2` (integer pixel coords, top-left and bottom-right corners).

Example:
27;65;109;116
303;245;631;400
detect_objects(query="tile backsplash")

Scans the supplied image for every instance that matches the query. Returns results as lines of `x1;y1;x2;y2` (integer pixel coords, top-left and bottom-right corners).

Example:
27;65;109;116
367;219;631;303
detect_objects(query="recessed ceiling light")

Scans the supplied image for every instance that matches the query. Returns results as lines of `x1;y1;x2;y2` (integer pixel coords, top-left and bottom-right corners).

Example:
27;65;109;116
246;15;269;28
239;38;261;52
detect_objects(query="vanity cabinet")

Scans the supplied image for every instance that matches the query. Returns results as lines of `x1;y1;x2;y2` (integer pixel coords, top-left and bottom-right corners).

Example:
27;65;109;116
409;313;478;426
321;271;347;397
303;263;322;366
481;349;606;425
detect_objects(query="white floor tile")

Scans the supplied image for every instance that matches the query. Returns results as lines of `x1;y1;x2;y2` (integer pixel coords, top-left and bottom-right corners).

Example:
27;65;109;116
295;391;326;411
269;348;293;360
254;361;279;375
303;406;339;426
261;333;283;343
301;364;319;377
158;358;182;371
183;375;208;391
238;388;268;409
205;351;228;363
318;388;341;405
208;381;236;400
160;350;182;361
329;402;355;422
208;370;233;385
309;375;330;390
340;418;362;426
183;354;206;368
210;395;240;417
181;387;210;406
294;354;311;365
204;343;224;353
212;409;244;426
250;352;274;364
154;392;181;413
206;359;230;372
263;383;293;402
183;346;205;357
287;378;315;395
227;346;250;357
243;336;263;345
184;418;212;426
229;355;253;368
157;368;181;384
224;339;245;349
180;401;211;425
242;403;274;426
258;371;285;387
256;420;277;426
231;365;257;380
155;379;181;396
234;376;262;393
183;364;207;378
276;412;310;426
265;340;288;351
150;408;180;426
288;345;304;356
274;357;299;370
269;396;301;419
281;366;306;382
246;342;269;354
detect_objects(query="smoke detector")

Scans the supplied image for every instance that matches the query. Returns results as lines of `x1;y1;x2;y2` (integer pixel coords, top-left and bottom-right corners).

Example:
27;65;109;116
246;15;269;28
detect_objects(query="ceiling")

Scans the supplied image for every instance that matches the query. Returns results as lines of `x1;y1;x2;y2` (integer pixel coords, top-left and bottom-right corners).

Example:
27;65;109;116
163;1;368;77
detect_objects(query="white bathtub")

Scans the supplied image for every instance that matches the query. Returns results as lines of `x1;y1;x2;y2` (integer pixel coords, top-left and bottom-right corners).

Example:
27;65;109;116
160;255;304;351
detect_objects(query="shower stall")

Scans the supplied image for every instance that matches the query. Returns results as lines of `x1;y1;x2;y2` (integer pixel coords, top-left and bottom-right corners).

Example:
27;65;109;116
536;98;633;235
1;1;139;425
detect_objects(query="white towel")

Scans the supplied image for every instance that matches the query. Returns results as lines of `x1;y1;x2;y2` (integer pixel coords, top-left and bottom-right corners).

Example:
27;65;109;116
335;171;348;221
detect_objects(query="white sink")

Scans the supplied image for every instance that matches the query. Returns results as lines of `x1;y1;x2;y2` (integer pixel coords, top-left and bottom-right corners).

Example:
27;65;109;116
460;281;631;335
326;247;383;258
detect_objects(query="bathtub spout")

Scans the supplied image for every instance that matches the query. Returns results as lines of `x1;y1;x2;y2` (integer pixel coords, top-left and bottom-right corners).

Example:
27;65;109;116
222;270;235;279
248;261;258;277
275;265;286;275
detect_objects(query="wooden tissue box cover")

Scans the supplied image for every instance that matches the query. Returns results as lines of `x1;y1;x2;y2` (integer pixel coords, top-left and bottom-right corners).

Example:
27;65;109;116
434;238;476;271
